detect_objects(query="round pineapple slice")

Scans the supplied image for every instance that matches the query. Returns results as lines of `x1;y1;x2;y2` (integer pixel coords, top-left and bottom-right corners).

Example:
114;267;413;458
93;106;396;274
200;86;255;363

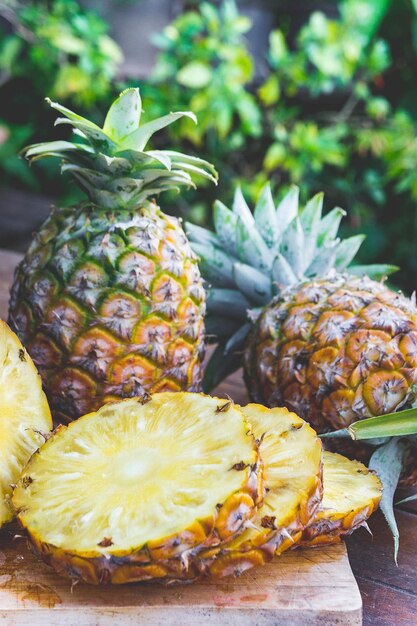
0;320;52;527
13;392;262;584
189;404;323;579
297;451;382;547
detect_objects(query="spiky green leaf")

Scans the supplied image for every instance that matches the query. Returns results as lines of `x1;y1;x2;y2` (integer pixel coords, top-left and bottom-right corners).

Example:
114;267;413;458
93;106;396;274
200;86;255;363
232;187;255;230
120;111;197;152
318;207;346;246
191;243;235;287
207;288;251;320
253;183;277;248
275;186;299;238
280;216;305;277
349;264;399;279
335;235;366;270
213;200;238;255
272;252;298;287
225;322;251;354
236;216;273;272
306;241;338;277
103;88;142;142
202;343;242;393
369;439;406;561
233;262;272;306
300;192;323;266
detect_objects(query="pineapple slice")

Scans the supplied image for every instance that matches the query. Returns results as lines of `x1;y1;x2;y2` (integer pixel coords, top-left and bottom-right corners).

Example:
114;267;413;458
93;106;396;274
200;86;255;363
297;451;382;547
13;392;262;584
192;404;323;578
0;320;52;527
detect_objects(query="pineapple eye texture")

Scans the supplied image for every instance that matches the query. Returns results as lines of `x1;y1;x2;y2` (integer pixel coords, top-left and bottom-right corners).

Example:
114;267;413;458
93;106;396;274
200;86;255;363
13;392;259;554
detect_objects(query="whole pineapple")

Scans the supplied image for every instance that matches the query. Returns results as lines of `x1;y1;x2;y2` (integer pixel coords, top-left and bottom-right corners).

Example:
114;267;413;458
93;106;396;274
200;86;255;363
9;88;217;423
187;184;417;438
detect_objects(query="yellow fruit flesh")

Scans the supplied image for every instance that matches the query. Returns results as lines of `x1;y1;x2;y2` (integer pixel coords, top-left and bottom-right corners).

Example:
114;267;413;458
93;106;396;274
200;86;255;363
13;392;260;557
298;451;382;546
0;320;52;526
196;404;322;577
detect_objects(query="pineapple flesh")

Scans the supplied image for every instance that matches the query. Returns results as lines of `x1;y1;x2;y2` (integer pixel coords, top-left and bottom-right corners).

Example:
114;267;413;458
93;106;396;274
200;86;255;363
297;451;382;547
159;404;323;581
9;88;217;423
0;320;52;527
13;392;262;584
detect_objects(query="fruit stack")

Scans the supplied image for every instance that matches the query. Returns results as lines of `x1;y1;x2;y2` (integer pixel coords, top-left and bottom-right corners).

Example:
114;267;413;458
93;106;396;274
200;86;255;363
0;88;386;585
2;319;381;584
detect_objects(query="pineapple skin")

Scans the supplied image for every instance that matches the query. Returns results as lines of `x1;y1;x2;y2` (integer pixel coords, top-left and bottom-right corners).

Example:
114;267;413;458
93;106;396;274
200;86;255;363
14;393;264;585
296;452;382;548
9;203;206;423
245;274;417;432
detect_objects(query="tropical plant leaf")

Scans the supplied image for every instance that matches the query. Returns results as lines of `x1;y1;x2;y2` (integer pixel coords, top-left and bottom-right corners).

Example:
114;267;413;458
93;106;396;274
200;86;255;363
120;112;197;151
213;200;238;255
253;183;277;248
275;185;299;237
369;438;407;561
233;262;272;305
103;88;141;142
202;343;242;392
335;234;366;270
349;264;399;279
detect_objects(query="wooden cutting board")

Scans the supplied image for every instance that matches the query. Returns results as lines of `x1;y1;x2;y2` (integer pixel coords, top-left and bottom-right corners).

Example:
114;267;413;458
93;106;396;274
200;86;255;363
0;249;362;626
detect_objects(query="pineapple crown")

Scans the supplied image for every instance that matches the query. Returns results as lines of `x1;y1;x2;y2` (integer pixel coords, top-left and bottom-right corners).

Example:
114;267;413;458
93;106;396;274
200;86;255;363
23;88;218;210
186;184;398;390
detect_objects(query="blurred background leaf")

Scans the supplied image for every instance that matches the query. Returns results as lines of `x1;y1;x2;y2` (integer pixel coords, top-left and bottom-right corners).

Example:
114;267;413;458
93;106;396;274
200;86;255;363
1;0;417;294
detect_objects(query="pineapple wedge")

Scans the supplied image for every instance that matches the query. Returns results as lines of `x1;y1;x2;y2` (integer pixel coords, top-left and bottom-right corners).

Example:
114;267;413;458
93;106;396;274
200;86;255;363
297;451;382;547
185;404;323;579
0;320;52;527
13;392;262;584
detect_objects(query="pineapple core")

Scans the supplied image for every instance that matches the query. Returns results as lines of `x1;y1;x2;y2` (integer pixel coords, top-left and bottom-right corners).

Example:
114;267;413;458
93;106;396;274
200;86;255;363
13;392;258;552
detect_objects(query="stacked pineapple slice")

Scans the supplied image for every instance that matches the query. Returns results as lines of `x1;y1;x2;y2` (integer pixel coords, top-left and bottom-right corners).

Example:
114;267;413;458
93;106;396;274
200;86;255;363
9;385;382;584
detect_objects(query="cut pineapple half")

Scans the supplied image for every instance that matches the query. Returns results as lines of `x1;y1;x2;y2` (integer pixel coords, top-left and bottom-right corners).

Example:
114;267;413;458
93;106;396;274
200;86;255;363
13;392;262;584
0;320;52;527
194;404;323;578
297;451;382;547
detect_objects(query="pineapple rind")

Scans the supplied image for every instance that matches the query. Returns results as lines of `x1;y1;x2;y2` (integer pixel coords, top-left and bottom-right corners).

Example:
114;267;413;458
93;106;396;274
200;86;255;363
13;392;263;584
0;320;52;527
9;205;207;423
296;451;382;548
154;404;323;581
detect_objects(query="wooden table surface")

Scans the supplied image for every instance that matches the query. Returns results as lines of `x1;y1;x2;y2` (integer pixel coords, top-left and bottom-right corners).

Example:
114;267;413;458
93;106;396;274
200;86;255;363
1;248;417;626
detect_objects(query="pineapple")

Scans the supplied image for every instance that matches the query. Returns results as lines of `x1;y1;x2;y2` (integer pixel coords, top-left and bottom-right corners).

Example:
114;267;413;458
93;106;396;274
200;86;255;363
154;404;323;581
201;404;323;578
297;451;382;547
8;88;217;423
13;392;263;585
187;185;417;478
0;320;52;527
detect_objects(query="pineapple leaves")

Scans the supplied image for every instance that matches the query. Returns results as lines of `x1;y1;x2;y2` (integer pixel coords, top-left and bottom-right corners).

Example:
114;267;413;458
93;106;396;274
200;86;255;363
120;112;197;152
369;438;407;562
213;200;238;255
202;343;242;393
300;192;323;267
349;264;399;279
233;262;272;305
103;88;142;142
232;187;255;230
275;185;299;235
191;243;235;287
207;288;251;320
272;253;298;287
236;216;272;272
335;235;366;270
317;207;346;246
254;183;277;248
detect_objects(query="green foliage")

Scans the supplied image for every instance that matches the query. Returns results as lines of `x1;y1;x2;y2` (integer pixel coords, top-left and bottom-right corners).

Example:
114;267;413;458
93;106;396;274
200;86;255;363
0;0;122;106
2;0;417;292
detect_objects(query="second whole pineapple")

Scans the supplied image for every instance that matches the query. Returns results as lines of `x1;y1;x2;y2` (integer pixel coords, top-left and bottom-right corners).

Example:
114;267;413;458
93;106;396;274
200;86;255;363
188;185;417;482
9;88;217;423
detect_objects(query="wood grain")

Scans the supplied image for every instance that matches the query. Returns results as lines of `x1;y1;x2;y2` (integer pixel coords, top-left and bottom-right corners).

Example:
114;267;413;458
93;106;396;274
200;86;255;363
0;526;361;626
